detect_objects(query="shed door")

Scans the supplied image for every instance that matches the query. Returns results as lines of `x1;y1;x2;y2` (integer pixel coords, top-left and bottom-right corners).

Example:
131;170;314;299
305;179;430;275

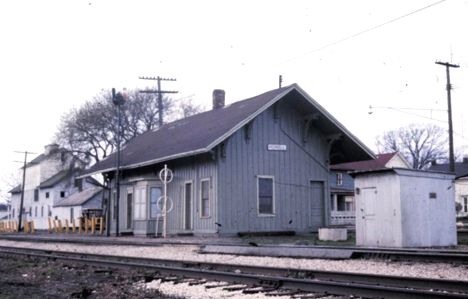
360;187;377;245
310;181;324;230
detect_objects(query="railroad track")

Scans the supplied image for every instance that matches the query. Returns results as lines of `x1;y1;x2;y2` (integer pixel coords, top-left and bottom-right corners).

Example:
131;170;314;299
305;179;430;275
1;234;468;264
0;245;467;298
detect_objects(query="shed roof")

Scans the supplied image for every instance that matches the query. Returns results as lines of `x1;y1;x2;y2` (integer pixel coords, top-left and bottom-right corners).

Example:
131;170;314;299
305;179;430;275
81;84;375;177
54;187;102;207
350;167;455;179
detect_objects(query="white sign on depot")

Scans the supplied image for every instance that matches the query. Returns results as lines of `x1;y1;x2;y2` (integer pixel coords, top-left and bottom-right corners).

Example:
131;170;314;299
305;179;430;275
267;144;287;151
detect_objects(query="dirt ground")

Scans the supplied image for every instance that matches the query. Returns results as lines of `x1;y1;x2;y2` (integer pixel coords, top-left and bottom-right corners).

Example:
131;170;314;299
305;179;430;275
0;254;179;299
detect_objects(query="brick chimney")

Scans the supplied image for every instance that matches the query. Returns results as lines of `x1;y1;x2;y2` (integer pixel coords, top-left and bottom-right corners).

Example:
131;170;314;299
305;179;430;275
44;143;59;156
212;89;225;110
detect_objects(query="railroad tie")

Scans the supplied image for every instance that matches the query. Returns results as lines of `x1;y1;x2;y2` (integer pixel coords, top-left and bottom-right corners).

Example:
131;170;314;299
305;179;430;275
223;284;247;291
204;282;230;289
243;286;277;294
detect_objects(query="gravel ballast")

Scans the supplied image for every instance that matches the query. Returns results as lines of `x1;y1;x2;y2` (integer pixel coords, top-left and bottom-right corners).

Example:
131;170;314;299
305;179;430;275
1;240;467;280
1;239;467;298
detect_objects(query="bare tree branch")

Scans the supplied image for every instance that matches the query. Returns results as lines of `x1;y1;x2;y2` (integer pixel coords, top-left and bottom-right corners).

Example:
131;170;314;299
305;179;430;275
55;88;205;167
376;123;448;169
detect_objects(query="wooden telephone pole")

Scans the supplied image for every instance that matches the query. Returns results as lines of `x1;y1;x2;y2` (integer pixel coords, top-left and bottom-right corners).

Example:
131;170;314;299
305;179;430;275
14;150;36;232
139;76;178;126
435;61;459;173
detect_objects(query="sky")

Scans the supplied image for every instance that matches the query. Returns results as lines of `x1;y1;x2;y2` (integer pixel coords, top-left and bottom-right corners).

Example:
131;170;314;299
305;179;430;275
0;0;467;202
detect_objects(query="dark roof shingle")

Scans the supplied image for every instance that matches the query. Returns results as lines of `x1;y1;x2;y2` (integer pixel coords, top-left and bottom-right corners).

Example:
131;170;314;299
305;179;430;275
82;84;374;177
428;162;468;178
54;187;102;207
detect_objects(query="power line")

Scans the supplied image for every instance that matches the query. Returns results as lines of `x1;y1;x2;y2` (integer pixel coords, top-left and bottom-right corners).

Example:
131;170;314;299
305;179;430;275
368;105;447;123
281;0;447;64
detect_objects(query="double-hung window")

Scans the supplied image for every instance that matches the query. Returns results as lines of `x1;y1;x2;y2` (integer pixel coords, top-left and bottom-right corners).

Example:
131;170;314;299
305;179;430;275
200;179;210;218
149;187;162;219
336;173;343;186
134;187;147;220
257;176;274;215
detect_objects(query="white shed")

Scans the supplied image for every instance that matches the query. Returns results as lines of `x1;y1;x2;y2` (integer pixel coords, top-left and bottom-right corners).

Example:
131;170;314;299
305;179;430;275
353;168;457;248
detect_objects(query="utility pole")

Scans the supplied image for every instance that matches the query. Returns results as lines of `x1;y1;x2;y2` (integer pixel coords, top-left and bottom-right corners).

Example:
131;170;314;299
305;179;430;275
13;150;36;232
435;61;460;173
111;88;126;237
139;76;178;126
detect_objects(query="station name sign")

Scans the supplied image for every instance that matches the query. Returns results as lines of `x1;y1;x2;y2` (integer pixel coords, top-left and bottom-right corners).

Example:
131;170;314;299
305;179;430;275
267;144;287;151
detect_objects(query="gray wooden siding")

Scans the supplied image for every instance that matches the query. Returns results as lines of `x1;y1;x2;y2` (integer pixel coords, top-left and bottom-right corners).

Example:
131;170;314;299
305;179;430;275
218;100;330;234
109;157;218;236
166;159;218;234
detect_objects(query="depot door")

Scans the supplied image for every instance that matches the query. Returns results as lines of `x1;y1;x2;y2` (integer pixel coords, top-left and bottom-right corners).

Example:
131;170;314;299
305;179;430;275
310;181;325;230
184;182;193;231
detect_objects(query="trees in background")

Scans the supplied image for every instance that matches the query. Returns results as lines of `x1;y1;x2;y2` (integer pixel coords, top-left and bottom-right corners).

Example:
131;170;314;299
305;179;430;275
376;123;448;169
55;89;203;166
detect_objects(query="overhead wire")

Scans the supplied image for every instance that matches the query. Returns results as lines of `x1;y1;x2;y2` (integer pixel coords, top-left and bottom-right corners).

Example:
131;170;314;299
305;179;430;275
279;0;448;65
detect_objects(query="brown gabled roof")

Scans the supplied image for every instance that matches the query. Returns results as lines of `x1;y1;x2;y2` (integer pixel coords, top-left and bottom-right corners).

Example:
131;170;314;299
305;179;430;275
331;152;398;171
81;84;375;177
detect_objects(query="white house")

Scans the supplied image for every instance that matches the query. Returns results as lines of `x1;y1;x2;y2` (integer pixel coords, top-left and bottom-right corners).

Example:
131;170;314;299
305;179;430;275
54;187;102;223
9;144;102;229
429;158;468;217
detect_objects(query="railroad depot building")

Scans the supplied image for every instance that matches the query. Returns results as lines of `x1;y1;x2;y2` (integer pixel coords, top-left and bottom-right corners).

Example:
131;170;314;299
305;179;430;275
82;84;374;236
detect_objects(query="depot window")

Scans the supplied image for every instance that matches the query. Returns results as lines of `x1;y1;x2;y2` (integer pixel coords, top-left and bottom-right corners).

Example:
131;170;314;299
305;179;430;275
257;176;275;216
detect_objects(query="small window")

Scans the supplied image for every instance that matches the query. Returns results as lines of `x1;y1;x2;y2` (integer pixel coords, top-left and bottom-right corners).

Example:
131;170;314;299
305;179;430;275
429;192;437;199
200;179;210;218
41;206;44;217
34;189;39;201
463;196;468;213
258;176;274;215
60;191;66;198
12;208;15;218
112;191;117;220
336;173;343;186
45;192;50;199
34;206;37;217
70;207;74;222
29;207;32;216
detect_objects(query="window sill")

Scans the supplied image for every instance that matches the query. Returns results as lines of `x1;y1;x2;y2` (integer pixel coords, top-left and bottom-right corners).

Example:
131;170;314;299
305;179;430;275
257;214;276;217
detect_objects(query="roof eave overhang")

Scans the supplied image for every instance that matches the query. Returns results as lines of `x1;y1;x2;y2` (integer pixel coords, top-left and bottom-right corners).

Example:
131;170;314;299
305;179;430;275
77;148;209;179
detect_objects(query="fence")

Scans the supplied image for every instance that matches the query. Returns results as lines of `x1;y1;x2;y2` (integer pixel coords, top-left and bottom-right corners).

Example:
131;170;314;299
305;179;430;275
0;221;18;233
0;220;35;233
48;217;105;235
0;217;105;235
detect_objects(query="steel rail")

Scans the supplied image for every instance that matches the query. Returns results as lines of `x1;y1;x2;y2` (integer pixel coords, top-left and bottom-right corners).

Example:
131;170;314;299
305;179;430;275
0;246;467;298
